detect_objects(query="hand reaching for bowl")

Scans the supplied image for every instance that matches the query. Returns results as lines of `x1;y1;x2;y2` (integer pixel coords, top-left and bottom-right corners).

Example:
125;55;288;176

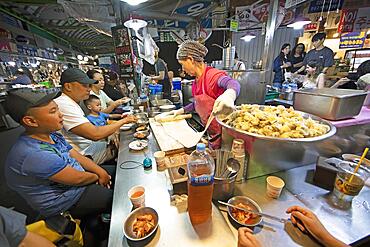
286;206;349;247
121;115;137;124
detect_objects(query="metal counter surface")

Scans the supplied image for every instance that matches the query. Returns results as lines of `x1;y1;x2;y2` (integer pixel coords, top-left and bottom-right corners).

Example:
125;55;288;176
231;165;370;246
109;130;370;246
108;130;236;246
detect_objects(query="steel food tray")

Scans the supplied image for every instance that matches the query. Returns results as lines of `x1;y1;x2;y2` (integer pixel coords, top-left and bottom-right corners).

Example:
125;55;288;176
217;105;336;143
293;88;368;120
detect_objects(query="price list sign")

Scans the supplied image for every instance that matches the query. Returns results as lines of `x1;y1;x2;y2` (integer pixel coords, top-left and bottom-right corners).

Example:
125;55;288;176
339;32;366;49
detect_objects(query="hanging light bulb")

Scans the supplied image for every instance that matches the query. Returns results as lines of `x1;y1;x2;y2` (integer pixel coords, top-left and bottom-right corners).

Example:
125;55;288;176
124;18;147;31
83;56;89;62
77;55;83;61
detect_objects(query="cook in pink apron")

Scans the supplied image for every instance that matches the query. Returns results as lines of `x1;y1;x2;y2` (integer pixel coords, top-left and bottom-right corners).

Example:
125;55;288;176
193;67;226;149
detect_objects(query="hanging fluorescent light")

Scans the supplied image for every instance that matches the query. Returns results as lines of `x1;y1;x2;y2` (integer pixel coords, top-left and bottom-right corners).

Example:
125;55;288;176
240;33;256;42
7;61;16;67
124;18;147;31
287;16;311;30
121;0;148;6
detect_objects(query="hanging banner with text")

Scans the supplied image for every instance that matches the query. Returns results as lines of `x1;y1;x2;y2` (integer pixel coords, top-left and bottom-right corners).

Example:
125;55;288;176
338;7;370;33
308;0;343;13
339;32;366;49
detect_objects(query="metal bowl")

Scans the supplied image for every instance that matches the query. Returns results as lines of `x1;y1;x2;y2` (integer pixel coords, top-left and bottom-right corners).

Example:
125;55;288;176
217;105;336;143
134;130;150;139
123;207;159;241
227;196;262;227
135;112;149;126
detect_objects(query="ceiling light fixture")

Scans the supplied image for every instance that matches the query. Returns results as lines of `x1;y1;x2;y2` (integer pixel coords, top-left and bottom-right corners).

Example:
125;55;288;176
124;18;147;31
77;55;83;61
287;16;312;30
121;0;148;6
240;33;256;42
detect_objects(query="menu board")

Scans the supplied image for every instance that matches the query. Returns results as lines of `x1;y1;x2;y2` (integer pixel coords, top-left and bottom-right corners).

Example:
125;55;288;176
111;25;134;77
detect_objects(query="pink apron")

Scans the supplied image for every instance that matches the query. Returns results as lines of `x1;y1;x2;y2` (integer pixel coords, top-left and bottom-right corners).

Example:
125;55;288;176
194;67;224;149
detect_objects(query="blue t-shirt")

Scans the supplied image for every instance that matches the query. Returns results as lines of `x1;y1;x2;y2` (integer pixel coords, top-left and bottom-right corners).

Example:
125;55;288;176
5;132;86;217
86;112;109;126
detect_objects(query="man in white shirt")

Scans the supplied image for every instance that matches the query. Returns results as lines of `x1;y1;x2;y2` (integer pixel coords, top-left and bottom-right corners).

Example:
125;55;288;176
54;68;136;164
232;53;246;79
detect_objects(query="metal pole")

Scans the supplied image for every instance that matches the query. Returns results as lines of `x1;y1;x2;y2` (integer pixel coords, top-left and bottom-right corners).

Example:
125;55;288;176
261;0;279;84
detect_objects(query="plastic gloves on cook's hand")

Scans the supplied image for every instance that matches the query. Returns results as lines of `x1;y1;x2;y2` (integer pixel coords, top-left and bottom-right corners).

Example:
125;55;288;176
213;89;237;116
154;108;184;122
169;108;185;116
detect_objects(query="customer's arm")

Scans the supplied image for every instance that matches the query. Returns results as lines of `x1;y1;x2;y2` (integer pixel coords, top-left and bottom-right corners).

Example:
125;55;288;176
295;65;306;74
101;92;124;114
70;149;111;187
151;71;165;81
331;77;350;88
317;73;326;89
0;207;55;247
70;115;136;141
286;206;349;247
49;166;98;186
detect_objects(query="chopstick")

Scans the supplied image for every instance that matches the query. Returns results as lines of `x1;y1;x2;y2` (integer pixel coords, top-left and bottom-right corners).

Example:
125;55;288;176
218;201;288;224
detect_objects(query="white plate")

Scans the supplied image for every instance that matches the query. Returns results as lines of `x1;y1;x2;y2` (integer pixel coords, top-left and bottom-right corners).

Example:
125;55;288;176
120;123;135;131
122;97;131;104
129;140;148;150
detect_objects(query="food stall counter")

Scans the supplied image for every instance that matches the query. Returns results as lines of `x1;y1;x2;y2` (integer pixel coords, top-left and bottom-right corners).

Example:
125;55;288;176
108;130;236;246
109;128;370;246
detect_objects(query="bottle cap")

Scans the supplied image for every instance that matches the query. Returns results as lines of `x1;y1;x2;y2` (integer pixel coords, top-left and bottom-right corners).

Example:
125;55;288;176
196;143;206;152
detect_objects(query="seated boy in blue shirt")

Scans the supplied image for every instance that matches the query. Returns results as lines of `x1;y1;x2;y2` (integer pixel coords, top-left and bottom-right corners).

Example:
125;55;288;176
4;89;113;221
84;95;123;126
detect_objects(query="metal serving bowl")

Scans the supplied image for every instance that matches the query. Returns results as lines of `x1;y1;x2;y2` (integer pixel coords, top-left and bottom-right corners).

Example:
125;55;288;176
123;207;159;242
217;105;336;143
134;130;150;139
227;196;262;227
135;113;149;126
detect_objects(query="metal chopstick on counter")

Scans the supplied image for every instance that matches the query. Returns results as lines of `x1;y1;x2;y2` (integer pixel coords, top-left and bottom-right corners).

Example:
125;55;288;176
218;201;288;224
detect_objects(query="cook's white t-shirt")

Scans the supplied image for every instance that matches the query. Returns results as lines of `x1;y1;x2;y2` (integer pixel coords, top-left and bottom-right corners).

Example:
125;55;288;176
54;93;92;153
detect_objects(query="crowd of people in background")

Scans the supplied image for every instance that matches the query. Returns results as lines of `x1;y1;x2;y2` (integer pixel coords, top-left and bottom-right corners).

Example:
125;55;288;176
272;32;370;92
273;32;335;89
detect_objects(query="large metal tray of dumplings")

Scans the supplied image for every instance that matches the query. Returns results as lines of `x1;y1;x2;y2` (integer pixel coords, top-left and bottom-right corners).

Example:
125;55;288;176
217;105;336;143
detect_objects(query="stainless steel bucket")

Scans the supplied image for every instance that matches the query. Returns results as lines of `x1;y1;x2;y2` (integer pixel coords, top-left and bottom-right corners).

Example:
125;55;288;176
211;150;240;201
213;174;239;201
